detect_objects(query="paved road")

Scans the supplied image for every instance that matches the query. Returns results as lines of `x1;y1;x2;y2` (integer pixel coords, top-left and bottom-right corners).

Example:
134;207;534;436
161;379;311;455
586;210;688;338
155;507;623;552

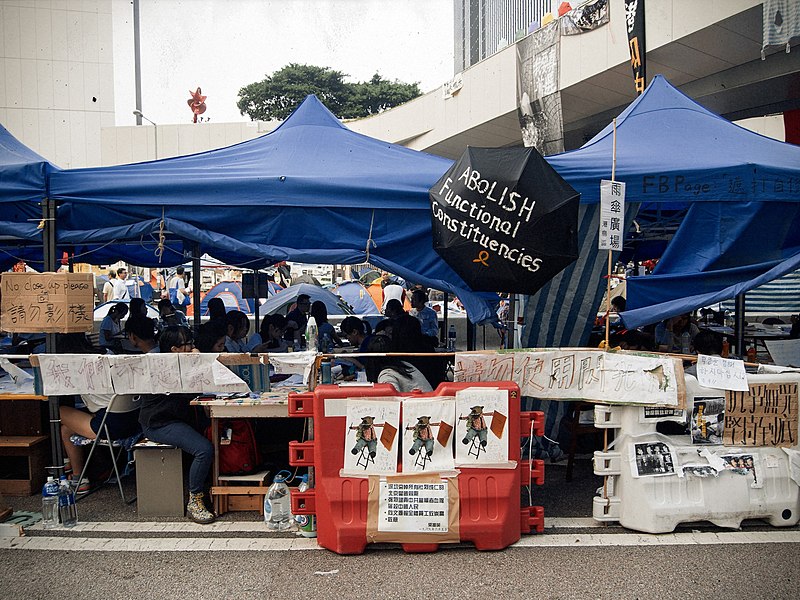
2;461;798;599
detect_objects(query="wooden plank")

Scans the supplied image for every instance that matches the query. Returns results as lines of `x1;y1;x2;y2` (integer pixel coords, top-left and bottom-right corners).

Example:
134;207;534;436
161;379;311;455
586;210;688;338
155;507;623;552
211;485;268;495
0;435;48;448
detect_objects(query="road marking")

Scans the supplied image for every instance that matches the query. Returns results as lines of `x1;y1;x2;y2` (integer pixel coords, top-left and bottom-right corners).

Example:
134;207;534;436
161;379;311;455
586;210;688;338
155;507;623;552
24;517;610;535
4;530;799;552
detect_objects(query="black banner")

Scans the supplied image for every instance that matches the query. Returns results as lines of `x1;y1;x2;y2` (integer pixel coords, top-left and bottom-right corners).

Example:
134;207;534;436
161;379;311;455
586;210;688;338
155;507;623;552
624;0;646;95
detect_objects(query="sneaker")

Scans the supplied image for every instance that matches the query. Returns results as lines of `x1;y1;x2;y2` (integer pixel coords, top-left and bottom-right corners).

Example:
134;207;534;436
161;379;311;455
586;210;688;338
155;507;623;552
186;492;215;524
73;478;93;498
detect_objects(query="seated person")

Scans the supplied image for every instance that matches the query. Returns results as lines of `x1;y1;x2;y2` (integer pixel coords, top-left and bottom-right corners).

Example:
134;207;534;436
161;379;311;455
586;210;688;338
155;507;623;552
138;326;215;524
224;310;251;353
124;316;160;353
391;310;444;387
608;329;656;351
195;319;227;353
60;392;141;495
207;297;227;322
157;298;189;329
384;298;406;321
364;334;432;393
99;303;128;353
655;313;699;353
310;301;343;351
129;297;148;319
251;314;289;353
283;294;310;344
684;330;724;376
409;288;439;339
338;316;374;373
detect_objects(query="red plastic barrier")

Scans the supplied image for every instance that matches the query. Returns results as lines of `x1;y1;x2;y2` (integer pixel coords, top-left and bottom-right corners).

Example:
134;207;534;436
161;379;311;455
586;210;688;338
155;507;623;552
288;382;544;554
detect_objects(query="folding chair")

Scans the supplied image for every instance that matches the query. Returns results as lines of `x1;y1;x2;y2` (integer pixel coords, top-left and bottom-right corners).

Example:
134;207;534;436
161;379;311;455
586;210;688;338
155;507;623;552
70;402;141;504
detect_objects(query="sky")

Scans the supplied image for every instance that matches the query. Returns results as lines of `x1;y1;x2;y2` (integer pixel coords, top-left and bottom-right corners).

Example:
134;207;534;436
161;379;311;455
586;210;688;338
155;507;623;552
112;0;455;125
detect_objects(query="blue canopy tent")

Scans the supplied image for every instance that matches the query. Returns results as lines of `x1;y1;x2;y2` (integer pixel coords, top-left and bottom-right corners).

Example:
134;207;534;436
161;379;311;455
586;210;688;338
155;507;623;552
48;96;496;323
530;75;800;348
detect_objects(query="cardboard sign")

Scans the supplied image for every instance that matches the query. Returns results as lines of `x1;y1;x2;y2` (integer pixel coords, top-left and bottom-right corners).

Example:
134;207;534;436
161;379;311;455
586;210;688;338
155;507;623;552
724;382;798;447
599;180;625;251
1;272;94;333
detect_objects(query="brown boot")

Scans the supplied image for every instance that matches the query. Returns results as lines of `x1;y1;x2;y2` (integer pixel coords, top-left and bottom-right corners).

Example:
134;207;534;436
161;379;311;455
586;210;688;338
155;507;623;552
186;492;215;524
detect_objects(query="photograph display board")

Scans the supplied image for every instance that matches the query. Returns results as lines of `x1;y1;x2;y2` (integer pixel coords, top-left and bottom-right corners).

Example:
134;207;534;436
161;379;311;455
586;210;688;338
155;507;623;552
630;441;677;478
1;272;94;333
691;397;725;445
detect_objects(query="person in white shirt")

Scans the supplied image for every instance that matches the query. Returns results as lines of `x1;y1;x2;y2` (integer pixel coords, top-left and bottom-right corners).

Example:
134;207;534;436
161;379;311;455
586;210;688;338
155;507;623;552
168;266;189;313
111;267;130;301
364;333;432;393
102;270;116;303
381;273;406;314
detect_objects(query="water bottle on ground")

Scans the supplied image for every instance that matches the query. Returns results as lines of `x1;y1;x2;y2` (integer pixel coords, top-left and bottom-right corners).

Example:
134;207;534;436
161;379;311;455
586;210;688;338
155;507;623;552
295;475;317;538
57;475;78;528
447;324;457;351
41;476;60;530
266;470;292;531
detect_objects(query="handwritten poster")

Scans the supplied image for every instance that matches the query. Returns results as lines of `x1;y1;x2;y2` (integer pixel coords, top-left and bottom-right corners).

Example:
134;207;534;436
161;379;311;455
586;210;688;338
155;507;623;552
455;350;684;407
1;272;94;333
724;382;798;447
146;354;181;391
765;339;800;368
401;397;455;473
454;387;509;466
107;355;153;394
696;354;748;391
38;354;114;396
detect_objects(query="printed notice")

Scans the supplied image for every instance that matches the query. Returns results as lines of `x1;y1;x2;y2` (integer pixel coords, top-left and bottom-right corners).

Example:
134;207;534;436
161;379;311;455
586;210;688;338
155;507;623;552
1;272;94;333
377;481;449;533
724;382;798;447
696;354;748;391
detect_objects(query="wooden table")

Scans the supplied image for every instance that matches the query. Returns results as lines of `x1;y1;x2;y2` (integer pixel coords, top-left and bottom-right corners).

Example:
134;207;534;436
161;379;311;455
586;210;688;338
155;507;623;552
191;386;307;515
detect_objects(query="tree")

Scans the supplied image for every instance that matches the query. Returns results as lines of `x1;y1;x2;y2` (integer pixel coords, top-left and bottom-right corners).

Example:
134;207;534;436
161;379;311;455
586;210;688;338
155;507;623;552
237;64;421;121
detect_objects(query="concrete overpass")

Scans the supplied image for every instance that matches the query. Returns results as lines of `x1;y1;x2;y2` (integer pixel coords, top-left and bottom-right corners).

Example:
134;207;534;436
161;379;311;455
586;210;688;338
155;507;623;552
349;0;800;159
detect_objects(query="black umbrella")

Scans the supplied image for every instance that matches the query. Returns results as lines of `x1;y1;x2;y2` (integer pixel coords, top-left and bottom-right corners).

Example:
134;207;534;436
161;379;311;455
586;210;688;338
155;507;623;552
429;146;580;295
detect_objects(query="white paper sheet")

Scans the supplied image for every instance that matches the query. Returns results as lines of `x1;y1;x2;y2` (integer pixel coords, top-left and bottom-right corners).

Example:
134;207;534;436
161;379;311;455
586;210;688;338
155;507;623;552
454;387;509;466
765;339;800;368
38;354;114;396
696;354;749;391
402;396;456;473
107;355;153;394
342;399;400;476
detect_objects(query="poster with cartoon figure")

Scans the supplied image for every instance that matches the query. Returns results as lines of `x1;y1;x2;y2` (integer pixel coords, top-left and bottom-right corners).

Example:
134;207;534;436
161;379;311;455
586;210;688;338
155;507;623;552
402;397;455;472
455;388;509;465
343;399;400;475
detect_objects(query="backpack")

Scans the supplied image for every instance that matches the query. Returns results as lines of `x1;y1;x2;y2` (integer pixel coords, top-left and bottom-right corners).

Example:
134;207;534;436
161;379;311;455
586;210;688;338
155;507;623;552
205;419;261;476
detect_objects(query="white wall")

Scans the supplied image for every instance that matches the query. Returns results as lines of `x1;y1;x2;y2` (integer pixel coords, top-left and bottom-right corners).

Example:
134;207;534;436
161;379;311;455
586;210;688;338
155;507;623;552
0;0;115;169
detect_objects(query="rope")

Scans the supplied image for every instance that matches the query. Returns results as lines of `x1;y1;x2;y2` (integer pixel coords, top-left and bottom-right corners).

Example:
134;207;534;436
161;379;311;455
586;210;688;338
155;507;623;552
364;209;377;262
155;207;166;263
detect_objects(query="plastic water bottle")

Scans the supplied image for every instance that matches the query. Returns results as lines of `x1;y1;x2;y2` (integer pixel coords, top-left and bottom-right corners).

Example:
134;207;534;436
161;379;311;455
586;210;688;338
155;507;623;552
295;475;317;538
448;324;457;351
266;470;292;531
57;475;78;528
305;317;318;353
680;331;691;354
321;358;332;384
41;476;60;530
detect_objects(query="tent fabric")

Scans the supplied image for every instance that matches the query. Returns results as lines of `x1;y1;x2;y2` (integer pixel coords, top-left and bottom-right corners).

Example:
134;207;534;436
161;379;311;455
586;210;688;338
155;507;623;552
329;280;381;315
48;96;495;324
260;283;354;317
198;281;254;315
0;123;57;241
543;76;800;333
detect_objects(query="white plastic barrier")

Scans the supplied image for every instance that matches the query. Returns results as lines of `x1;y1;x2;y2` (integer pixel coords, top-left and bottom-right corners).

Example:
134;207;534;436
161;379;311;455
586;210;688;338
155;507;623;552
592;373;800;533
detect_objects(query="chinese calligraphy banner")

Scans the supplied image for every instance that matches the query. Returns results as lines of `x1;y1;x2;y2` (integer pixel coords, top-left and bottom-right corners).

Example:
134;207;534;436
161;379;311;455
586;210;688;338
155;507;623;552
454;350;685;408
1;272;94;333
599;180;625;251
624;0;646;94
724;382;798;447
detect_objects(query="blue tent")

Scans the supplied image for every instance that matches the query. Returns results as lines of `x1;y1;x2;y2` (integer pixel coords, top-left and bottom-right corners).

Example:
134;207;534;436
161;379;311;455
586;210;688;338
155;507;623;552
531;76;800;342
198;281;254;315
329;280;381;315
260;283;354;317
47;96;494;323
0;123;55;245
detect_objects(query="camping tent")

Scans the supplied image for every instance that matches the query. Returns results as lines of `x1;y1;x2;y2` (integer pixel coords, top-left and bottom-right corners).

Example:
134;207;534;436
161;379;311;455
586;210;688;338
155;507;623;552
260;283;354;317
525;75;800;347
47;96;495;324
329;280;381;315
197;281;255;315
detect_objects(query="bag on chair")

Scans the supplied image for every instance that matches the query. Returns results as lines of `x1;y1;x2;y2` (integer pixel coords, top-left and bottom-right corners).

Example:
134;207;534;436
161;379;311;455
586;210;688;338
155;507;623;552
205;419;261;475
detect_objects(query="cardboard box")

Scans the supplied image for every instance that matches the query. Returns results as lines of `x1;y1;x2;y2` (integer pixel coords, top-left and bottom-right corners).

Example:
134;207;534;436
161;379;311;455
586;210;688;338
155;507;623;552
1;272;94;333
